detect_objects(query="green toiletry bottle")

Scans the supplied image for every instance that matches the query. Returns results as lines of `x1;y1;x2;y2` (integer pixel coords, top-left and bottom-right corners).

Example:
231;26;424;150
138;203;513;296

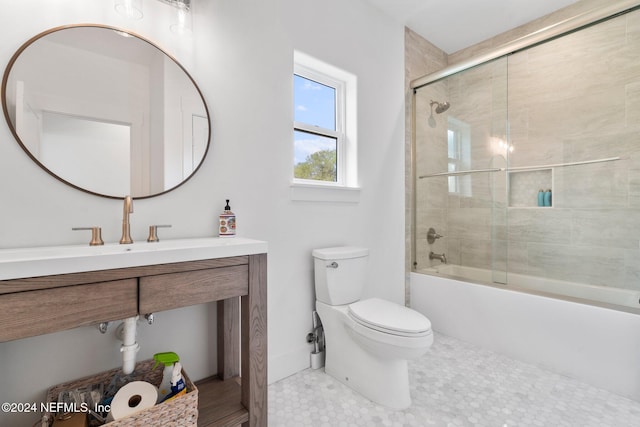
153;352;181;403
162;362;186;403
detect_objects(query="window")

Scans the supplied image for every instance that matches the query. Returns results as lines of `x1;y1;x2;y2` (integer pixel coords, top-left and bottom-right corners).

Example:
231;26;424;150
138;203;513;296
293;51;356;188
293;73;340;182
447;117;471;196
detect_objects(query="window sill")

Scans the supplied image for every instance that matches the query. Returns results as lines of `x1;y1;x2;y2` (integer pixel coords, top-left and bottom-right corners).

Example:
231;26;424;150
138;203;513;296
290;183;360;203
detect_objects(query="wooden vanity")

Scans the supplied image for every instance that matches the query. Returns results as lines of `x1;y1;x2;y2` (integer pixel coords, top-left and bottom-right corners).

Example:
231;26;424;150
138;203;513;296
0;241;267;427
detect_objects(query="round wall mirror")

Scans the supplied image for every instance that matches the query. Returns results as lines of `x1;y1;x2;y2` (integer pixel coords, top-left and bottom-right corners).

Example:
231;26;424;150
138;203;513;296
1;24;210;199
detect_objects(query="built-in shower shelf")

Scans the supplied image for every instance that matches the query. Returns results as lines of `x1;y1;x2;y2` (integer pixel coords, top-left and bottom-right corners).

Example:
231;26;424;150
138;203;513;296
508;168;553;208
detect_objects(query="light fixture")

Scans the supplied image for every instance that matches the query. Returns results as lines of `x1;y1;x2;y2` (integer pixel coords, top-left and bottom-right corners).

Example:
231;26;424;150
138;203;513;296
114;0;143;20
159;0;192;34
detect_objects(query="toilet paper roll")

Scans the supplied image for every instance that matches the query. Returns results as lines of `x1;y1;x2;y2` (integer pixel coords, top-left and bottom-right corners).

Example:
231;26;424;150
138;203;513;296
109;381;158;421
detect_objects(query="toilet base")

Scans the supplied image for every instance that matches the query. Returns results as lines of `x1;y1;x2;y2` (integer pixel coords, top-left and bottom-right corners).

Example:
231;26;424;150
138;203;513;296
316;302;413;409
324;355;411;410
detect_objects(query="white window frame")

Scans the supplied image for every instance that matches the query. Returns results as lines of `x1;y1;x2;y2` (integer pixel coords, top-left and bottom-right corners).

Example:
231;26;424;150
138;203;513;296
293;66;344;185
292;51;358;199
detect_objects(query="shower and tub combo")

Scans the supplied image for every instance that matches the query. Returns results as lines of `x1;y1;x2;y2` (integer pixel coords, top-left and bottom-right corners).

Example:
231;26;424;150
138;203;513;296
409;0;640;402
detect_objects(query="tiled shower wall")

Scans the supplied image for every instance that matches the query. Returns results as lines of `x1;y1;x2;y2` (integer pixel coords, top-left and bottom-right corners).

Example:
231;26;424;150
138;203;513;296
404;27;448;303
412;7;640;291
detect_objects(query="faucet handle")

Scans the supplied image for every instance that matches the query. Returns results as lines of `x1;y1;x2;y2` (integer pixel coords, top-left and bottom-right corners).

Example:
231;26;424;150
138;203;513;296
147;224;172;242
427;227;444;244
72;227;104;246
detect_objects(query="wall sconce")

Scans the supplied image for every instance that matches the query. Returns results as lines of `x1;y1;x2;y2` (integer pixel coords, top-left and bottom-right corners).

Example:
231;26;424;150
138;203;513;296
114;0;143;20
114;0;192;35
159;0;192;34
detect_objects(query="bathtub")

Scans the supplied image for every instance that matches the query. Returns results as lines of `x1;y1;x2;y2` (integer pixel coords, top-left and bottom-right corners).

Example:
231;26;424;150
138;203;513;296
423;264;640;309
410;266;640;402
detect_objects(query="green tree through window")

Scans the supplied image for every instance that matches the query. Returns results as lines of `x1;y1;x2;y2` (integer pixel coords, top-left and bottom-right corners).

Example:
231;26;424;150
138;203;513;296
294;149;337;181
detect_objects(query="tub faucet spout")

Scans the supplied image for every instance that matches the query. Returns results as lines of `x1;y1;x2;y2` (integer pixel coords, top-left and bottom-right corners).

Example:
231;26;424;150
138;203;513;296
120;195;134;244
429;251;447;264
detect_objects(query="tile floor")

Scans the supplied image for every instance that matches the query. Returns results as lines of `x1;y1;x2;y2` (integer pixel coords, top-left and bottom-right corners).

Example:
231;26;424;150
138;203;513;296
268;333;640;426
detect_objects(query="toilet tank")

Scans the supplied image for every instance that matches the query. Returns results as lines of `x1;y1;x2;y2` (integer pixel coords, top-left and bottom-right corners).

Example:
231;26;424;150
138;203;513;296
312;246;369;305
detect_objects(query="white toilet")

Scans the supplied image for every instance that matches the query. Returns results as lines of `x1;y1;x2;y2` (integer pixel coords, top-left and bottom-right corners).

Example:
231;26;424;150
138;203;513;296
312;246;433;409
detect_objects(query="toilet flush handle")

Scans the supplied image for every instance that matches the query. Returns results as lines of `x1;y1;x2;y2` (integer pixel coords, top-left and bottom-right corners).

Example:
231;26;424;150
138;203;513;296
327;262;339;269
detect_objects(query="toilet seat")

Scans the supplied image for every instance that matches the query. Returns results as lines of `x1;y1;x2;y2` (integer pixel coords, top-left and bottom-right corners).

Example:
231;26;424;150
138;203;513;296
348;298;432;337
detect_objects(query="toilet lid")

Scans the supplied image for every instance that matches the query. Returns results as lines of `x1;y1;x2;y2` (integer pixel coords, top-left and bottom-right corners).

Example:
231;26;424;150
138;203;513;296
348;298;431;336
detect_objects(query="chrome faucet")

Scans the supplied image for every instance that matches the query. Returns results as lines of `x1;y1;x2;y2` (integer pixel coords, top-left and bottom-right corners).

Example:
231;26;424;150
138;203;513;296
429;251;447;264
119;195;134;244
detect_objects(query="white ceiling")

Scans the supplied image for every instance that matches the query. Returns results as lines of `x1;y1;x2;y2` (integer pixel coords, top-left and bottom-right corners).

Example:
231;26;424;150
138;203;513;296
364;0;578;54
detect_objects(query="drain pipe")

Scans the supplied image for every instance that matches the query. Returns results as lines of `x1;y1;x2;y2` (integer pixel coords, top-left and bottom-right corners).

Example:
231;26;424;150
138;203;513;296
120;316;140;374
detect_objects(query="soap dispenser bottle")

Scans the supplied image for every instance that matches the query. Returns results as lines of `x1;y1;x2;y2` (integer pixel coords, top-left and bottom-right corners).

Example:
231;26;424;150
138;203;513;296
219;199;236;237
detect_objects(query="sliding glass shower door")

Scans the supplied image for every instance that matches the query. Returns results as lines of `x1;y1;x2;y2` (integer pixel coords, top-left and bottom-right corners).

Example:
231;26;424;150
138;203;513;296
413;57;508;282
412;6;640;310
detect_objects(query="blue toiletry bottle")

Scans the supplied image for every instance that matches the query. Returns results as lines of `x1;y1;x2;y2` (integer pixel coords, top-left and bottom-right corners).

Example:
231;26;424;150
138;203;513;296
544;189;552;207
161;362;186;403
537;189;544;207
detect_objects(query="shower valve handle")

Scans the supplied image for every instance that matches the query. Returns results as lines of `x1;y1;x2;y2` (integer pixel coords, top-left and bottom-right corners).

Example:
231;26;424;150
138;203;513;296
427;227;444;244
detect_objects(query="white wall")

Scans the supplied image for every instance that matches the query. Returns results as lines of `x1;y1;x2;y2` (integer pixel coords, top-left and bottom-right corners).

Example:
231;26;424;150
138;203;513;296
0;0;405;425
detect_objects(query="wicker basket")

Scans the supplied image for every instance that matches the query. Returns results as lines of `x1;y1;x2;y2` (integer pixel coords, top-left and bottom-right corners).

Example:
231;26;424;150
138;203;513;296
43;359;198;427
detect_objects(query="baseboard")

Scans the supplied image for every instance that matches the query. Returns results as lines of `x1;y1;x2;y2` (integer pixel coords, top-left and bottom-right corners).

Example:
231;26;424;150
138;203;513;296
268;344;314;384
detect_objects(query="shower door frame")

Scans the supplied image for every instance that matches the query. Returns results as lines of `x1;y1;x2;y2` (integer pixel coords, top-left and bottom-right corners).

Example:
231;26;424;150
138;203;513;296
410;0;640;91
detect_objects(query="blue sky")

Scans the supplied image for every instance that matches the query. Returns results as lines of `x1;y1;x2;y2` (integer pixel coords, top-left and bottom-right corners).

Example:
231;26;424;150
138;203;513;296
293;74;336;164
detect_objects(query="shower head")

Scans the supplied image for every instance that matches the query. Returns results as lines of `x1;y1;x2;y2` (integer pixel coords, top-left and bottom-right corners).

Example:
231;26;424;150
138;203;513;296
430;100;450;114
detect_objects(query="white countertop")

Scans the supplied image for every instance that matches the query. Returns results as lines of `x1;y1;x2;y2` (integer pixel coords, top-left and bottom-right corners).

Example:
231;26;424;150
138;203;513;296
0;237;267;281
